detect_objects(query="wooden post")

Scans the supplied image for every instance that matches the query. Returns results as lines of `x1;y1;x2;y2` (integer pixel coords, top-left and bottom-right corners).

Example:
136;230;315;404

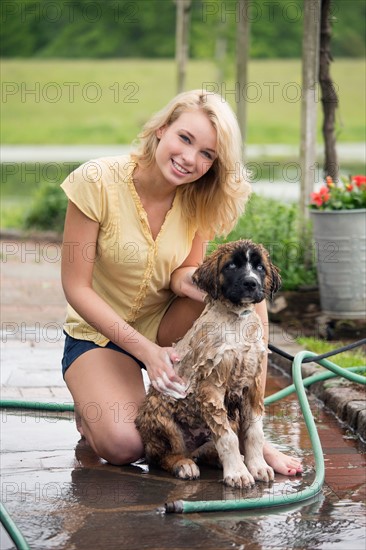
215;18;228;84
175;0;191;94
236;0;250;160
300;0;321;220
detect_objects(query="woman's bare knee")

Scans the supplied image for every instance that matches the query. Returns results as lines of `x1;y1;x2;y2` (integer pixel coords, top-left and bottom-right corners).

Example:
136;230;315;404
64;349;146;464
87;424;144;465
100;438;143;466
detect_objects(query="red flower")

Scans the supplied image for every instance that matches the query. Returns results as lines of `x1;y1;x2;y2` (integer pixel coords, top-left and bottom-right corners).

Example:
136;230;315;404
310;193;323;207
352;175;366;187
310;174;366;210
310;186;331;207
326;176;335;188
320;186;331;200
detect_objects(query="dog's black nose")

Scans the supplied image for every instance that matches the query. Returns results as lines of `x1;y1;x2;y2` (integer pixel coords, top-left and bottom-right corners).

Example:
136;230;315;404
243;277;259;290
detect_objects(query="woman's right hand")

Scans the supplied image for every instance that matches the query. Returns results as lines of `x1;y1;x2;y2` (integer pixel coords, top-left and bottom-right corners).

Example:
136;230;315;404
143;345;187;399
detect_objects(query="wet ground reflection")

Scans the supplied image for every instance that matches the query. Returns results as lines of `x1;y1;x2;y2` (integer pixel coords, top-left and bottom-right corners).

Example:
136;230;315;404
1;366;365;549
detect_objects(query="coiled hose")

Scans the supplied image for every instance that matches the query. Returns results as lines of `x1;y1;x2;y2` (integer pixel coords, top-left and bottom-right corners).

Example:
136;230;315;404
164;351;366;512
1;350;365;547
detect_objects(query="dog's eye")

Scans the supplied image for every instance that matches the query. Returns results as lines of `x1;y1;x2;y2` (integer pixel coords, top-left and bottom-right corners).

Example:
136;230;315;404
256;264;264;271
226;262;237;269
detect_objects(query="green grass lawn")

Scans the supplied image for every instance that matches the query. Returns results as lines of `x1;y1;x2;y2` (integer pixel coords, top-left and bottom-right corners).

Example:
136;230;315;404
1;58;364;233
297;337;366;369
1;58;365;144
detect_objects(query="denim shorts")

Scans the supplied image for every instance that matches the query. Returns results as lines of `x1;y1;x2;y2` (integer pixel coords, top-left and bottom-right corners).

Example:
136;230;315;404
61;332;146;378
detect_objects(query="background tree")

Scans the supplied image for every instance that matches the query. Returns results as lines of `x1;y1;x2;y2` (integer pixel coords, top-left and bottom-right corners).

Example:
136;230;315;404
319;0;339;181
1;0;364;59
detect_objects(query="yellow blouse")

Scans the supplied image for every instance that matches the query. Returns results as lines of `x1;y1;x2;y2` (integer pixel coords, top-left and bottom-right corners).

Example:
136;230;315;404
60;155;197;345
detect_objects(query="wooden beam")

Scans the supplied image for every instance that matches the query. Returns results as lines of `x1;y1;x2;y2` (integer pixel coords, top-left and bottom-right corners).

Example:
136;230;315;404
300;0;321;220
236;0;250;160
175;0;191;94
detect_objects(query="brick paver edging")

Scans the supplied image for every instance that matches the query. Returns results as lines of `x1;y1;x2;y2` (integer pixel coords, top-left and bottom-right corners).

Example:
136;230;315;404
269;352;366;442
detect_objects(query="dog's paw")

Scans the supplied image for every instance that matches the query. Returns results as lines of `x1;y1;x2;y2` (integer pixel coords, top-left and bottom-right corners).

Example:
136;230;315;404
223;466;255;488
247;460;274;483
173;459;200;480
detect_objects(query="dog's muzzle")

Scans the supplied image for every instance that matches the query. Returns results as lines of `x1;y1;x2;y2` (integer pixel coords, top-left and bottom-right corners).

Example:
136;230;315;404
223;277;264;305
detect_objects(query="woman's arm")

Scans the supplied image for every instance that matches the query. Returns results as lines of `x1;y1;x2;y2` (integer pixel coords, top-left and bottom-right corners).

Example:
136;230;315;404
61;201;186;395
170;232;210;301
61;201;149;354
254;299;269;396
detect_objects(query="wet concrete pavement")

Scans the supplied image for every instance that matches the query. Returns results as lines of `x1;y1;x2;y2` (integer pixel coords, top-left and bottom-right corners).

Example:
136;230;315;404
2;370;365;550
1;238;366;549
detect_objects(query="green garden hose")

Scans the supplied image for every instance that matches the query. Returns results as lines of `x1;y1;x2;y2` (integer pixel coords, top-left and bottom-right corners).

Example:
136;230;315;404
264;365;366;405
163;352;366;513
0;502;30;550
0;400;74;411
1;351;365;548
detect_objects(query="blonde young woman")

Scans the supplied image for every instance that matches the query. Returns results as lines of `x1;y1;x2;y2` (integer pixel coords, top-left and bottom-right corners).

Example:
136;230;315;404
61;90;302;476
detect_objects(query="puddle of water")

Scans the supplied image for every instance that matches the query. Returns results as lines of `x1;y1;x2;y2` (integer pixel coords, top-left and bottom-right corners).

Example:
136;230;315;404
1;367;365;549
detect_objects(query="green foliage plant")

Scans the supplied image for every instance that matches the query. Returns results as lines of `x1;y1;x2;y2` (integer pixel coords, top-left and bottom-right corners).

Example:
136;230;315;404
310;175;366;210
212;194;317;291
24;180;68;233
23;184;316;290
1;0;364;59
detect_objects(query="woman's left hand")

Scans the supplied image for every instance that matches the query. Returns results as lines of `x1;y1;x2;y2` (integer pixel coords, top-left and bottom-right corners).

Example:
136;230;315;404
170;266;206;302
170;232;211;302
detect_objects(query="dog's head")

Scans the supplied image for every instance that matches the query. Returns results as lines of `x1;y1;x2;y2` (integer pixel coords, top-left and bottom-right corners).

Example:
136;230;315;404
192;240;281;306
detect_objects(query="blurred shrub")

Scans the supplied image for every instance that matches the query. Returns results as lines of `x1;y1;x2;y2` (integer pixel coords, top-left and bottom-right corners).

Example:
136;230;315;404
24;183;316;289
212;194;317;291
1;0;365;59
24;180;68;233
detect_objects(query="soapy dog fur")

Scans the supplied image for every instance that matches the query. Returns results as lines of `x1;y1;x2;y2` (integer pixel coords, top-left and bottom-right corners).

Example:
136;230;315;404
135;239;281;488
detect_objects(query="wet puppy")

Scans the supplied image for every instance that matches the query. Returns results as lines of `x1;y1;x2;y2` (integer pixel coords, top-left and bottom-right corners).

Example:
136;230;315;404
135;240;281;488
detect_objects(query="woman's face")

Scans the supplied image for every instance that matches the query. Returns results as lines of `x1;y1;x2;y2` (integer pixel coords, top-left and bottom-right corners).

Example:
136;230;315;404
154;110;217;188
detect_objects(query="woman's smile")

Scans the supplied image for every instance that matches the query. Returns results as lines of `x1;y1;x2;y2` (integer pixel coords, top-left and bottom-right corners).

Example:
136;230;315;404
154;110;217;188
171;158;190;175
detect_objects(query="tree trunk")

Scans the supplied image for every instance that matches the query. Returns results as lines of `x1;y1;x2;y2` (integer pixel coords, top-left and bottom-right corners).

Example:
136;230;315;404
319;0;339;181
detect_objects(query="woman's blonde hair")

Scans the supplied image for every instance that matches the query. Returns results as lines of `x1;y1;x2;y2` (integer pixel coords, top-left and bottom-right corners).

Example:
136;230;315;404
131;90;251;237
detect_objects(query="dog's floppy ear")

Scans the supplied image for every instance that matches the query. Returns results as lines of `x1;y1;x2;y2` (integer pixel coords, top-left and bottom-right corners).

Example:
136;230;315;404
257;242;281;300
192;250;222;299
268;262;281;300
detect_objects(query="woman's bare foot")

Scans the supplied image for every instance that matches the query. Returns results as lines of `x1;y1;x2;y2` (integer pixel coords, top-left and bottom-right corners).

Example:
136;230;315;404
264;442;303;476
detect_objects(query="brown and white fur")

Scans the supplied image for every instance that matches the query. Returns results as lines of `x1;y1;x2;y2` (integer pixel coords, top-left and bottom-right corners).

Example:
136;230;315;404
135;240;281;488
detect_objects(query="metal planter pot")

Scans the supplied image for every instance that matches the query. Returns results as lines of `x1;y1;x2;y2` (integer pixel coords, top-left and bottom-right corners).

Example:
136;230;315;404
311;209;366;319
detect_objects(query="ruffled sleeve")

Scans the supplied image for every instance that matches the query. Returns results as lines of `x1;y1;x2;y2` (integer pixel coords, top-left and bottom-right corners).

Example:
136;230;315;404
60;159;105;223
